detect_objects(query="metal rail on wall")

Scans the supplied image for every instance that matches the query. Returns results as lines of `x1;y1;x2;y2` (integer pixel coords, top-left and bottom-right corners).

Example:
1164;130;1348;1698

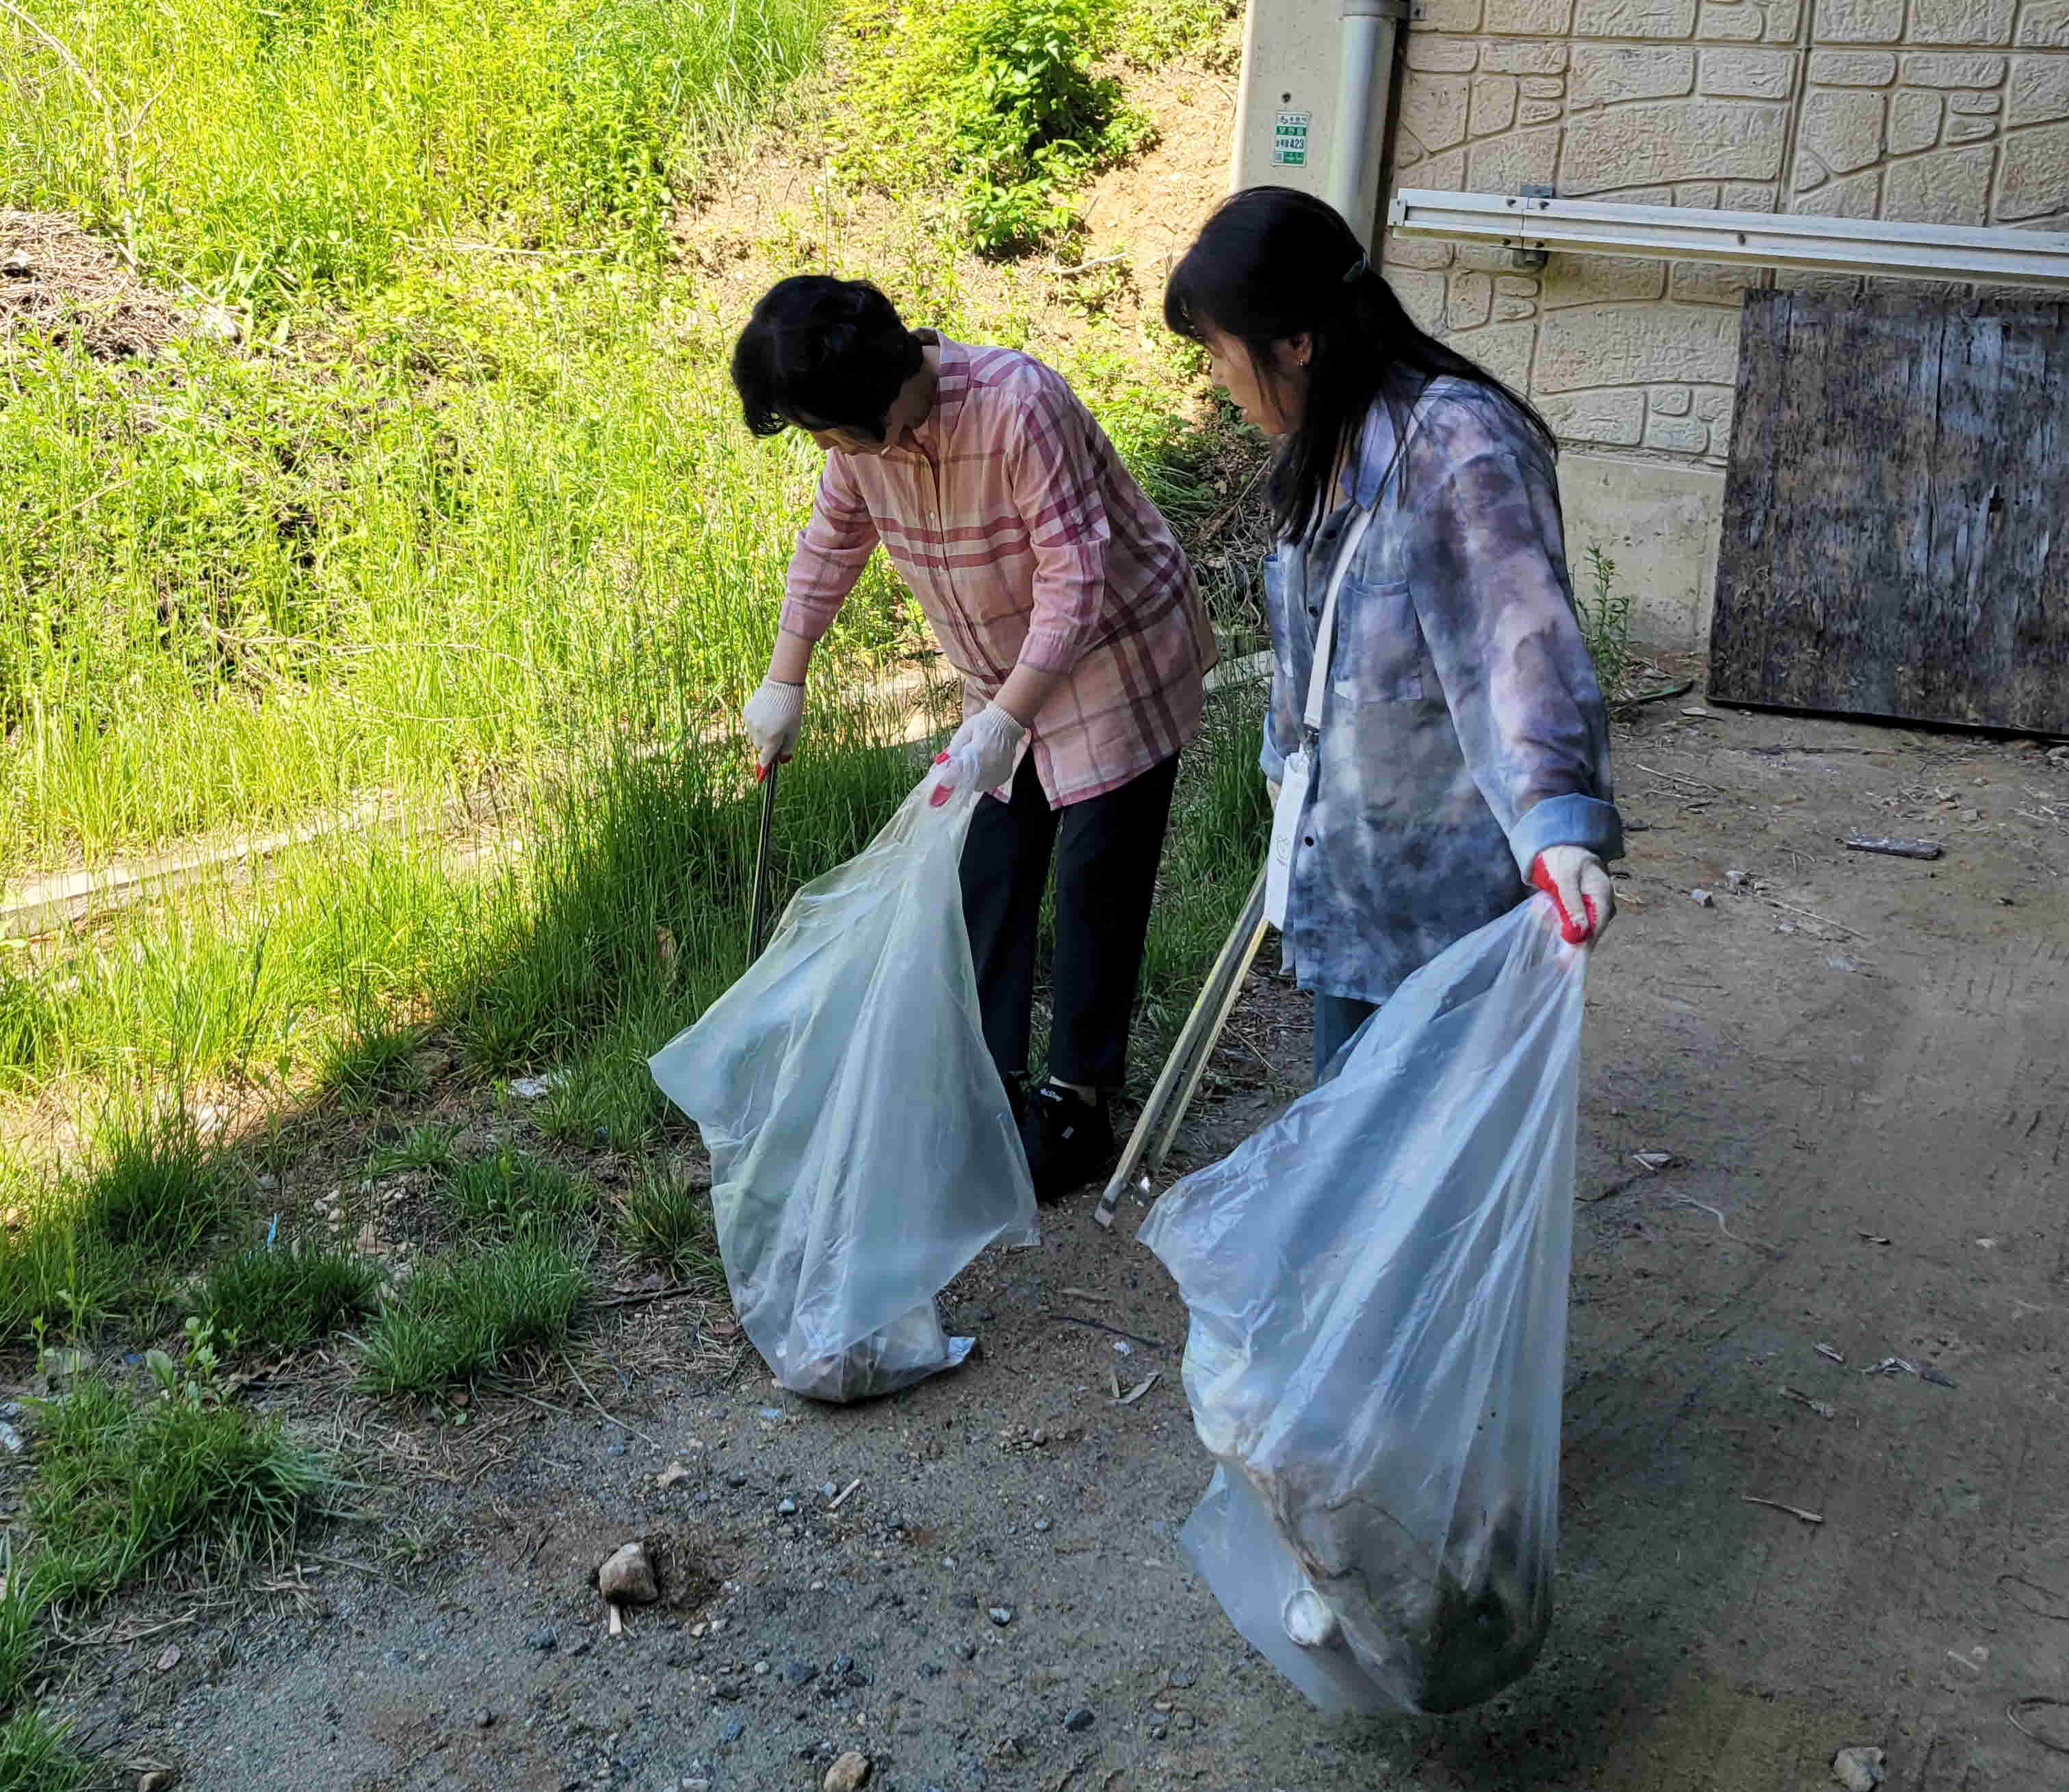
1387;189;2069;291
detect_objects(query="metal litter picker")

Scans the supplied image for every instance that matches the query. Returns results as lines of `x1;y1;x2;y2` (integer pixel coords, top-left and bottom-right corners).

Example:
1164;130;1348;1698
748;761;780;963
1093;857;1271;1230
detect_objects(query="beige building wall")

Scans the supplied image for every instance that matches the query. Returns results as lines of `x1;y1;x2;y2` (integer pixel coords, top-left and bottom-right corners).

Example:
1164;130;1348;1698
1375;0;2069;645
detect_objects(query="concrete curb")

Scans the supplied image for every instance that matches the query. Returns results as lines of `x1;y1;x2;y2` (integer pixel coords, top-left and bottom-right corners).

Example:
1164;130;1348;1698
2;651;1271;940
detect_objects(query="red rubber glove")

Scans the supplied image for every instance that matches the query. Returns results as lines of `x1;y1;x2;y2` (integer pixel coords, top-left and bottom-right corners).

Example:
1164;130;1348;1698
1531;847;1615;946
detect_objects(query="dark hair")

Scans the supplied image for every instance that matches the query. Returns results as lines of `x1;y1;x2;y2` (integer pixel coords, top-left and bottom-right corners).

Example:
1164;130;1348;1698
1164;186;1556;539
731;275;927;441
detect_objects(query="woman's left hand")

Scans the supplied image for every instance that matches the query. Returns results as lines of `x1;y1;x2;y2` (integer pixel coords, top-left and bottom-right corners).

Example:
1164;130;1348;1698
928;703;1027;805
1531;848;1615;945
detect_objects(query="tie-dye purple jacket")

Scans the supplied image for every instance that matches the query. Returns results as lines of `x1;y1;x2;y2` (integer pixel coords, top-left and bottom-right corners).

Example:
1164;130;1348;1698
1261;377;1622;1005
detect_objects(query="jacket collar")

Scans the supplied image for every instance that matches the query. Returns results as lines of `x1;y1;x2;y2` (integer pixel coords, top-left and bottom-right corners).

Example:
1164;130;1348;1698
909;330;969;443
1343;397;1403;509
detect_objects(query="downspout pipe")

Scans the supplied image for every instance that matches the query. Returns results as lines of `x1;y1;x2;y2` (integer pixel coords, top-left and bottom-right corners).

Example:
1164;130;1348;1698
1325;0;1407;247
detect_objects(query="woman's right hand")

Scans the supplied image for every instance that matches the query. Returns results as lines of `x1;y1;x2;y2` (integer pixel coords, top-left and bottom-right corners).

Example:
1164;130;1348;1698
742;679;805;779
1531;848;1615;945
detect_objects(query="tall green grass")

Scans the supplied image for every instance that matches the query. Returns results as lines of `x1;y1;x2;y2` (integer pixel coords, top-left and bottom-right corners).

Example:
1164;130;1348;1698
0;702;928;1089
0;274;920;868
3;0;836;303
0;289;1230;870
1133;673;1268;1059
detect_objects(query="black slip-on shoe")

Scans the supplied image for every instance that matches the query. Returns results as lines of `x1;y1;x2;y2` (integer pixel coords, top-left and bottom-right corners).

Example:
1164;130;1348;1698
1020;1082;1115;1201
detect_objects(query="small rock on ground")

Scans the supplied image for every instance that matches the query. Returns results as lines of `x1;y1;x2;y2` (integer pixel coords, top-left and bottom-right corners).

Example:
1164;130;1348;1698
598;1541;658;1605
822;1750;872;1792
1833;1747;1886;1791
1063;1706;1094;1732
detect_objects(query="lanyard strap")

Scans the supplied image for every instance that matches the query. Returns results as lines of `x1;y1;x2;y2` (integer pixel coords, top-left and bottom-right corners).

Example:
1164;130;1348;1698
1300;503;1377;737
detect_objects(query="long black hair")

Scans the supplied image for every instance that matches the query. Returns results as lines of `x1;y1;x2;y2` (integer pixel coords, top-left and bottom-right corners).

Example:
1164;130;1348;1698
731;274;926;441
1164;186;1555;540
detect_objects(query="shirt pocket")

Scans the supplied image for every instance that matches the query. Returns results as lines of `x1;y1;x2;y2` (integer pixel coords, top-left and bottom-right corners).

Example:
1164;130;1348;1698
1329;574;1427;704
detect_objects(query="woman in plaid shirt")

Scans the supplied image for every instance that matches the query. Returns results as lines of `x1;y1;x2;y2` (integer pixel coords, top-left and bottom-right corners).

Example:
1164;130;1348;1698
1165;189;1622;1080
731;276;1217;1196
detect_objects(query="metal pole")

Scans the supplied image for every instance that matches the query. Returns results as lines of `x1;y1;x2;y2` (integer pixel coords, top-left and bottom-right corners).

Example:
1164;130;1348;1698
1095;859;1271;1232
748;762;780;963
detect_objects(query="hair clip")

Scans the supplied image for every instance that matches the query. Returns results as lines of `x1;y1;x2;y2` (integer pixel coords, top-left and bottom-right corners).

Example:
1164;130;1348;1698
1342;254;1370;284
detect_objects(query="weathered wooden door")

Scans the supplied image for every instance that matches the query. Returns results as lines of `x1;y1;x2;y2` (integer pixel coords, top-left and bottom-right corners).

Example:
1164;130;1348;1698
1708;289;2068;734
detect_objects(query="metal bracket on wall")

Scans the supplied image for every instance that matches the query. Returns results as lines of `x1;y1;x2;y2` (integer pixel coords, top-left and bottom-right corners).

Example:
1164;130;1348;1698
1511;187;1553;270
1388;187;2069;288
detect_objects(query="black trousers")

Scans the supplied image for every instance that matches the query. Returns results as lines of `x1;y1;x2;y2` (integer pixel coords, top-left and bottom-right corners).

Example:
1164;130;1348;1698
959;752;1180;1093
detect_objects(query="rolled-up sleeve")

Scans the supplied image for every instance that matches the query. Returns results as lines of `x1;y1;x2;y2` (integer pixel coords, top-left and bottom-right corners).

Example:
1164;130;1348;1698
779;454;881;644
1004;387;1112;674
1405;450;1623;874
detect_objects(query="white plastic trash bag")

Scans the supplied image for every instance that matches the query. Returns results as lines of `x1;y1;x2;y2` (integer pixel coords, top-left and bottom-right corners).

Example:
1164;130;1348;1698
1140;896;1585;1715
649;781;1038;1403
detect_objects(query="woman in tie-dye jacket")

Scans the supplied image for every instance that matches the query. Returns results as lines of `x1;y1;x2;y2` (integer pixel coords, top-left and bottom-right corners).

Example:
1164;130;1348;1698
1165;187;1624;1080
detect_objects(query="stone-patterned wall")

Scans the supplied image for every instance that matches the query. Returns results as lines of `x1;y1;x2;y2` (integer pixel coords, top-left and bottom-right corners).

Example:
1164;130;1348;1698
1382;0;2069;469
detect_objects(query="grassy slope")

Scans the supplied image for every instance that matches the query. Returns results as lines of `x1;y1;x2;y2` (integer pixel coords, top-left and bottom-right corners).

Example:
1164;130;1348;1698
1;0;1264;1141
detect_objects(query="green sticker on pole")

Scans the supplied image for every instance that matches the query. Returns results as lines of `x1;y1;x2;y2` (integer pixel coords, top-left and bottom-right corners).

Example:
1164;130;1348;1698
1273;110;1310;168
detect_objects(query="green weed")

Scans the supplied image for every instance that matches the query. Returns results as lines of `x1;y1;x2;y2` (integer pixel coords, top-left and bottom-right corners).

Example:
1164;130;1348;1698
365;1121;462;1178
315;1022;430;1113
0;1544;49;1710
1110;0;1240;66
0;1193;112;1346
24;1376;329;1606
0;950;49;1089
617;1170;723;1285
838;0;1149;255
0;1709;93;1792
1579;543;1637;703
439;1145;598;1243
190;1246;379;1351
75;1110;233;1262
355;1236;588;1395
0;1113;241;1342
1130;678;1270;1075
537;1037;672;1152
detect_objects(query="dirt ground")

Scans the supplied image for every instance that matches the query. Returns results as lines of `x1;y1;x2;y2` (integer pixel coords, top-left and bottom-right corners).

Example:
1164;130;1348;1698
18;689;2066;1792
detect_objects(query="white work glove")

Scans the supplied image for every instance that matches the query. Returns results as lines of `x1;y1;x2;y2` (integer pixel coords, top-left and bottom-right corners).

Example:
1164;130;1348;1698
1531;846;1615;945
926;702;1026;807
741;678;805;779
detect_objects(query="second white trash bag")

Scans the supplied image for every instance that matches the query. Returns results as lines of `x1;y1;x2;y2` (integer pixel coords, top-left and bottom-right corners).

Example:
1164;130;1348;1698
649;780;1038;1403
1138;896;1586;1716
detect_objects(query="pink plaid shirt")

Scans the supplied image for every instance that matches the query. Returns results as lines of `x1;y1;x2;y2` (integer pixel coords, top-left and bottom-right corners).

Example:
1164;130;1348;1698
779;333;1216;806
